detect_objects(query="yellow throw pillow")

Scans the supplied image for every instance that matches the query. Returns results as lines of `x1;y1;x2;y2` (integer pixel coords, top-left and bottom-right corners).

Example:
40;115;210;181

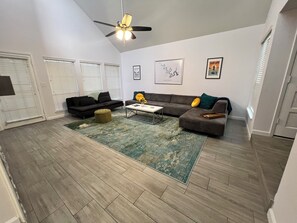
135;93;144;101
191;98;200;107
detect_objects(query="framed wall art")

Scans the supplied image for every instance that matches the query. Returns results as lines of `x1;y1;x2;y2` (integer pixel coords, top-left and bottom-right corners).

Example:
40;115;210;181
133;65;141;80
155;58;184;85
205;57;223;79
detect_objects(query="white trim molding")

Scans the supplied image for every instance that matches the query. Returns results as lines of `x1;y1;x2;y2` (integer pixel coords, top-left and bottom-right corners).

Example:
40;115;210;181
267;208;277;223
5;217;20;223
46;112;68;121
228;115;246;121
252;129;271;137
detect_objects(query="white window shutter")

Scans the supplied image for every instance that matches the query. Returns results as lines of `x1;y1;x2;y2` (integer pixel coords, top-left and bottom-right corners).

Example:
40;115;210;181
80;62;103;95
104;65;121;100
248;33;272;117
44;59;79;112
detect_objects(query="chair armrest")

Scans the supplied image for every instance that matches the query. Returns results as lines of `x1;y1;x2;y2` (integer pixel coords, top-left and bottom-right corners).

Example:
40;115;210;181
211;100;228;114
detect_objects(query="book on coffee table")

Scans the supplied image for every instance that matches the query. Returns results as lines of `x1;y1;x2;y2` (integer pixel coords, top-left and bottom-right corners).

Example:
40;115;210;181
201;113;225;119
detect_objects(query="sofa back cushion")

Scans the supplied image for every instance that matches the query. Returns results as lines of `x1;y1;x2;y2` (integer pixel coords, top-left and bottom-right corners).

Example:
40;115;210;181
133;91;145;100
171;95;197;105
144;93;152;100
72;96;89;107
79;97;96;106
149;93;171;102
98;92;111;103
199;93;218;109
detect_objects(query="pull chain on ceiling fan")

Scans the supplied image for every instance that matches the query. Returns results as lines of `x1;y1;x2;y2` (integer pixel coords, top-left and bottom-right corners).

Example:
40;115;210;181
94;0;152;42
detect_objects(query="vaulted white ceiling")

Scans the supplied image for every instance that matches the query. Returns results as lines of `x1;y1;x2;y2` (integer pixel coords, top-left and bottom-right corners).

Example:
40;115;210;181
74;0;272;52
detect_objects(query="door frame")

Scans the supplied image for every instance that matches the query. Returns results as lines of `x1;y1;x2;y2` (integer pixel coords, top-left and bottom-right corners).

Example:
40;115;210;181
0;51;45;129
271;31;297;137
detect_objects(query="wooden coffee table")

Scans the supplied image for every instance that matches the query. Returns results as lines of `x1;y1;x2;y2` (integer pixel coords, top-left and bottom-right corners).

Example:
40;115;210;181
125;104;164;124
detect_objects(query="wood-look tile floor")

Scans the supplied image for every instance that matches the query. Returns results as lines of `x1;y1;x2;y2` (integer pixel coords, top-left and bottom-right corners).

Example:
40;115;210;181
251;134;293;207
0;117;281;223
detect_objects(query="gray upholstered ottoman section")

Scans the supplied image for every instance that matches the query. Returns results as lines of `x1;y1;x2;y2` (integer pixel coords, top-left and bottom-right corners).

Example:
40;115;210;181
179;108;227;136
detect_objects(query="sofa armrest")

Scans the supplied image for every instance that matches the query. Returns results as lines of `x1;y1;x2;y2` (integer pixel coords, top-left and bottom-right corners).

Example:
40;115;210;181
211;100;228;114
66;98;74;109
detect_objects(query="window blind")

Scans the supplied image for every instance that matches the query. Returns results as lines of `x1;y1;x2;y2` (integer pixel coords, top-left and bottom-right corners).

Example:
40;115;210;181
44;59;79;112
248;33;272;116
80;62;103;95
104;65;121;99
0;57;42;123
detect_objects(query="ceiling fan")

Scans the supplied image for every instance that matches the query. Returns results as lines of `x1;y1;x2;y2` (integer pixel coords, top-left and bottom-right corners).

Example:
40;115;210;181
93;0;152;41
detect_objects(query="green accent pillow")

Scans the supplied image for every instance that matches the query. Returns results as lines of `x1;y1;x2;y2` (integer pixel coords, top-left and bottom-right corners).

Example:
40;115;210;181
133;91;145;100
199;93;218;109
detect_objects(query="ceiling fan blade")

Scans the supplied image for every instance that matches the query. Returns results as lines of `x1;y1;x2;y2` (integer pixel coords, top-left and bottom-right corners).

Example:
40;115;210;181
131;26;152;31
122;13;132;26
131;32;136;40
94;20;116;27
105;31;117;37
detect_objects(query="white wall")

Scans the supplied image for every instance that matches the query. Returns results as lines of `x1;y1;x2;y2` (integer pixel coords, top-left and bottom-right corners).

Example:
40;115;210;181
121;25;263;119
0;0;120;129
264;0;289;33
0;160;23;223
268;133;297;223
253;7;297;135
0;174;17;223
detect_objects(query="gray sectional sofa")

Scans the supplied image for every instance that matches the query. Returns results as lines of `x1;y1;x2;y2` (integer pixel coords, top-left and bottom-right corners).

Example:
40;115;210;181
125;93;228;136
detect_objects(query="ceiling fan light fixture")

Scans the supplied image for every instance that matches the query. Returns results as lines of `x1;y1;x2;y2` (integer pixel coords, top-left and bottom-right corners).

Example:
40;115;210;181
124;31;132;40
94;0;152;42
116;30;124;40
116;30;132;41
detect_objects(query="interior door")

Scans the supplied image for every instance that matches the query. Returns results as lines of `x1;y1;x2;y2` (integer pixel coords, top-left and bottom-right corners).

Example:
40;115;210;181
274;52;297;138
0;55;45;129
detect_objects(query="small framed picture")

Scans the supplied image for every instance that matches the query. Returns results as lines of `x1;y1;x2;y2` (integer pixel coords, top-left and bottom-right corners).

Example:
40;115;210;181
205;57;223;79
133;65;141;80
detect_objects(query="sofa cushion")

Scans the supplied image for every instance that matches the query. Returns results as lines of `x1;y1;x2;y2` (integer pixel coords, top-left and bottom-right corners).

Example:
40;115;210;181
146;100;169;107
79;97;96;106
179;108;226;136
163;103;192;116
144;93;152;100
171;95;197;105
133;91;145;100
125;100;138;106
191;98;201;107
101;100;123;107
199;93;218;109
149;93;171;102
69;103;104;112
98;92;111;103
72;96;88;107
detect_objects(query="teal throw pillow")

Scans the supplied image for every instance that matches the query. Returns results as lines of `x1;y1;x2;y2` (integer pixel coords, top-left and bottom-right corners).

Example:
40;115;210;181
199;93;218;109
133;91;145;100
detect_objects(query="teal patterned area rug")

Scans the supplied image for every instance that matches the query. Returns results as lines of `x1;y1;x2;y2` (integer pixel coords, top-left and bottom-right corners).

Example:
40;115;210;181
65;110;206;183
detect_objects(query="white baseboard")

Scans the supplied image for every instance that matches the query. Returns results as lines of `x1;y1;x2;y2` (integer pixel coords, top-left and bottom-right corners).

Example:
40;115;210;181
252;129;271;137
246;122;252;140
228;115;245;121
46;113;68;120
267;208;277;223
5;216;20;223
